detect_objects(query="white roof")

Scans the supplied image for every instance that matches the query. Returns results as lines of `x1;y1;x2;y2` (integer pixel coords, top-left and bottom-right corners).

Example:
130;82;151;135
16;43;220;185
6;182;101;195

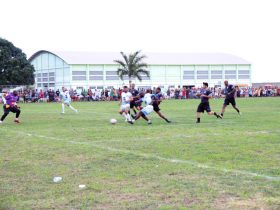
29;51;250;65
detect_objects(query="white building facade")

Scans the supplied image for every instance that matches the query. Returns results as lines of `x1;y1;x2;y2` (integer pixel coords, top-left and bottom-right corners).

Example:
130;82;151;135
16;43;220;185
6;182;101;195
29;51;252;90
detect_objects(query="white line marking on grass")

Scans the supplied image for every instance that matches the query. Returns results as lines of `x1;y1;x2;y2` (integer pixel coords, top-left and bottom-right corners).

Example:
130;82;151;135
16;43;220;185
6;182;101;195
22;132;280;181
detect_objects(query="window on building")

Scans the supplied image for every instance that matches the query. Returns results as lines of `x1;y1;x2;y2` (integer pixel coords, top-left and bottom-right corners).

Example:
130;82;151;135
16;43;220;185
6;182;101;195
183;71;194;80
90;76;103;80
197;70;209;79
211;75;223;79
225;70;236;79
239;75;250;79
72;71;86;76
90;71;103;80
211;70;222;79
73;76;87;80
90;71;103;75
42;73;48;77
72;71;87;80
106;71;119;80
238;70;250;80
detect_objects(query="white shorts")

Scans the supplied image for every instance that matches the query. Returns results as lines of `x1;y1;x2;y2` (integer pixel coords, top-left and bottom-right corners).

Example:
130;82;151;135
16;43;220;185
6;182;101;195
64;101;71;106
141;105;153;116
120;104;130;111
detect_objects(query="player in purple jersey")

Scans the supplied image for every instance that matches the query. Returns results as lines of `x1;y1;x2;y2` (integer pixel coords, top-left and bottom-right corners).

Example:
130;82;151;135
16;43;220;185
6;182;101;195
0;91;21;124
151;87;171;123
196;83;222;123
220;80;241;117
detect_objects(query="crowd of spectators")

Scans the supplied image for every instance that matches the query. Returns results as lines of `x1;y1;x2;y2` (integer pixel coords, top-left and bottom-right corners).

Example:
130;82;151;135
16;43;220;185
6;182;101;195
1;85;279;104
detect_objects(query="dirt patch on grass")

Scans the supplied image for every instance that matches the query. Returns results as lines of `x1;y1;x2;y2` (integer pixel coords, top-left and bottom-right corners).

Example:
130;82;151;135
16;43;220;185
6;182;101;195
214;193;270;209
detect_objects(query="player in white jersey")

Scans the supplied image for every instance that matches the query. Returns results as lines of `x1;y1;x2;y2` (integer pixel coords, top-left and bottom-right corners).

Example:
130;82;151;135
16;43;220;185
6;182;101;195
134;89;154;124
0;90;8;124
1;90;8;105
119;86;133;124
60;87;78;114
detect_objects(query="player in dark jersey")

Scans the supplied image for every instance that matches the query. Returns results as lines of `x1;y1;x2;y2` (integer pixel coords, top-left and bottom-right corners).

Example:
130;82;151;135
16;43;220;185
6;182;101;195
152;87;171;123
220;80;240;117
129;83;140;116
196;82;222;123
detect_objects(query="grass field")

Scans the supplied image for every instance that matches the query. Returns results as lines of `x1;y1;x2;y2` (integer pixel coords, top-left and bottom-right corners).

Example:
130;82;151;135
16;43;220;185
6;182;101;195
0;98;280;209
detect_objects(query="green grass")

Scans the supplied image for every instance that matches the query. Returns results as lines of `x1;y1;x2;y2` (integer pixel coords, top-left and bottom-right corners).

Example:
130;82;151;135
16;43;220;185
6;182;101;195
0;98;280;209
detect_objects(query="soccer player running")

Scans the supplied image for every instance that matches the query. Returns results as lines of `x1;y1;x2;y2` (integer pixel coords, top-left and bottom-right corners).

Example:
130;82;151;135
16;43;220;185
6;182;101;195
134;90;154;124
0;90;21;124
220;80;241;117
60;87;78;114
119;86;133;124
129;83;140;117
196;82;222;123
152;87;171;123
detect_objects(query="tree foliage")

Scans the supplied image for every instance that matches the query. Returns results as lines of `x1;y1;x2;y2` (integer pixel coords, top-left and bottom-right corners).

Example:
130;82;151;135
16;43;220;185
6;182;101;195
0;38;35;86
114;51;150;82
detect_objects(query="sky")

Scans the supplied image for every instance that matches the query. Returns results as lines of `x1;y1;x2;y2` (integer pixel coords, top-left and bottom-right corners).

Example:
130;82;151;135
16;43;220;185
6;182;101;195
0;0;279;83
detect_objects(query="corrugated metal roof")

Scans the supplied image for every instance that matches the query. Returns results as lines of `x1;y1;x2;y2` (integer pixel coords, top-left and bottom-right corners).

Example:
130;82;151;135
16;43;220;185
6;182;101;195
29;50;250;65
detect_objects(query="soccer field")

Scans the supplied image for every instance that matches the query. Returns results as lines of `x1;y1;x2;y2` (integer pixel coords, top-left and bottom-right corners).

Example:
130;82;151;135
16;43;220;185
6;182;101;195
0;98;280;209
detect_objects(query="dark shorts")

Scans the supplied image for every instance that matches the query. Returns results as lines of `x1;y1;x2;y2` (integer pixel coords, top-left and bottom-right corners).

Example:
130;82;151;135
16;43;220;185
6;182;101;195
197;102;211;113
3;106;20;114
152;103;160;112
130;100;140;109
224;98;236;106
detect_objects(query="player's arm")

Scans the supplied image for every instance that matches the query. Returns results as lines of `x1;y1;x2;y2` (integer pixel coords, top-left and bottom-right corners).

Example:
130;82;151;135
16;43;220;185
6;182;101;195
127;96;134;102
201;94;212;98
201;91;213;99
157;94;164;103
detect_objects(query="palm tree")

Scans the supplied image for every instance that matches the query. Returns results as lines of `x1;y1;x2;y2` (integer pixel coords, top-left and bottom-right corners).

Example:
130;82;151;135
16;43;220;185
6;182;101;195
114;51;150;84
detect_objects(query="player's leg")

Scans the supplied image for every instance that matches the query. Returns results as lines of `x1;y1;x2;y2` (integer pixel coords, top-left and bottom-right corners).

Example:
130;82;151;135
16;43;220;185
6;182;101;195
207;111;222;118
155;109;171;123
69;105;78;113
207;104;222;119
61;103;65;113
231;99;240;114
136;106;152;124
120;106;128;121
132;106;137;115
66;102;78;113
196;112;201;123
0;106;10;123
125;109;133;124
141;112;151;124
221;99;229;117
134;111;142;121
196;103;203;123
10;107;21;123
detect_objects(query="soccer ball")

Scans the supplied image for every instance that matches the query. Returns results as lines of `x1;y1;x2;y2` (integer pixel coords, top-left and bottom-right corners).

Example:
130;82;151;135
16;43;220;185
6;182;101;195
110;119;117;124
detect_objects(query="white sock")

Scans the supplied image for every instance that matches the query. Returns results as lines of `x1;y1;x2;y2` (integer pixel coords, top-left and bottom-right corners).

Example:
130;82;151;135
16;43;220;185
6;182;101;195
126;113;132;121
62;103;65;113
69;105;77;112
122;112;127;120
